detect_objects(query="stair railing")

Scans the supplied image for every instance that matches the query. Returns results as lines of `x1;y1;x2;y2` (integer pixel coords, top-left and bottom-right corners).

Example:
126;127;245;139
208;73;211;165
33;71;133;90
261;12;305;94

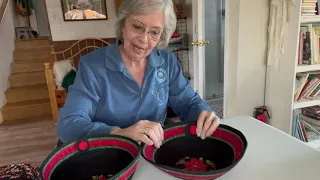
0;0;9;24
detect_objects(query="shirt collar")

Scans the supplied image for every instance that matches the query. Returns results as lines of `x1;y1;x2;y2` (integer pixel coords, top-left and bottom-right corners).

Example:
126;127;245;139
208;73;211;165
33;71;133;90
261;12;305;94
104;40;164;72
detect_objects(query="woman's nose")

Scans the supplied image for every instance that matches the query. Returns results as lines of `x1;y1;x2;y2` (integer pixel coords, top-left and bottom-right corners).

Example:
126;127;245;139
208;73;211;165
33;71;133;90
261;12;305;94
139;31;149;43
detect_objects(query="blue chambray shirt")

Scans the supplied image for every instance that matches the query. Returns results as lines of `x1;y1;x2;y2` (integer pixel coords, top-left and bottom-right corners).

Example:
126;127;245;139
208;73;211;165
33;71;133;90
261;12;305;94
57;41;214;143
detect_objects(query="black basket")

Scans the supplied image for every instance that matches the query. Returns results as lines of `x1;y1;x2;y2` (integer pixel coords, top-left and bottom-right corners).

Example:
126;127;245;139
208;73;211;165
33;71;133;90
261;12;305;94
40;135;141;180
141;122;248;180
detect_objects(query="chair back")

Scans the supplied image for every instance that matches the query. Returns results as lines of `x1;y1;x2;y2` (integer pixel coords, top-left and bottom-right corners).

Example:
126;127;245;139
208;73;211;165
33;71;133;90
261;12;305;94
45;38;110;121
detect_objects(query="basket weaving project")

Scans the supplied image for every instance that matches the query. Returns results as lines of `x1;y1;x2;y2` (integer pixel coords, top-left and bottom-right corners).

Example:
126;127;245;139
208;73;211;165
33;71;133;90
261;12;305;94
141;122;248;180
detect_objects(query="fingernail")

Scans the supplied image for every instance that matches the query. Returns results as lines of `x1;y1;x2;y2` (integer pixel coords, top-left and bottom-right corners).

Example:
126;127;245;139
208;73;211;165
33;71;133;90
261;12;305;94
197;132;200;137
201;135;205;140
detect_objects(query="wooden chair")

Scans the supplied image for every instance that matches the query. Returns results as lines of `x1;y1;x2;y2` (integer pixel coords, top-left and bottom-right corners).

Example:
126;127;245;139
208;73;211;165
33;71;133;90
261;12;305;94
44;38;110;121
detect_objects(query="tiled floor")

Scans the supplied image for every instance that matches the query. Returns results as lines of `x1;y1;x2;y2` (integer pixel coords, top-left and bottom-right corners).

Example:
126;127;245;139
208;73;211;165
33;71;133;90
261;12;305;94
0;117;57;167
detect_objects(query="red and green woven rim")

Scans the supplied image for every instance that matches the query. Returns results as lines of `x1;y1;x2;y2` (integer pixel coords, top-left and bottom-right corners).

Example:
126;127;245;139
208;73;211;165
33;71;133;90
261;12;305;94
40;135;140;180
141;122;247;178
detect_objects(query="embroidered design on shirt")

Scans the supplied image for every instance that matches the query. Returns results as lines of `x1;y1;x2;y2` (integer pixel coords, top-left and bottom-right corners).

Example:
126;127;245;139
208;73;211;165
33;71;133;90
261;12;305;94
152;67;169;105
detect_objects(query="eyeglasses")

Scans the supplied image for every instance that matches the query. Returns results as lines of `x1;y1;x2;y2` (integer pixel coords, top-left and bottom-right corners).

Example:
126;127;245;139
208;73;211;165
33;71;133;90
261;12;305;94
126;18;165;42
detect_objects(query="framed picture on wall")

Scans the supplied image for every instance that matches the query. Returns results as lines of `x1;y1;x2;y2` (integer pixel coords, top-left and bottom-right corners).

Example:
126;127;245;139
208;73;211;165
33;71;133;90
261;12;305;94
60;0;108;21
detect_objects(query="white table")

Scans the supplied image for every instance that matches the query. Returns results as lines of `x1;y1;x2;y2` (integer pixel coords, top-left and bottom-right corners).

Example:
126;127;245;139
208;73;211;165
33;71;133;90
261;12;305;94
132;116;320;180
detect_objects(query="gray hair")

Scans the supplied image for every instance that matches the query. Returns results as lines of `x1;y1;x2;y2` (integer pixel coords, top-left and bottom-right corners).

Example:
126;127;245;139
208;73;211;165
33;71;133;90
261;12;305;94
115;0;177;49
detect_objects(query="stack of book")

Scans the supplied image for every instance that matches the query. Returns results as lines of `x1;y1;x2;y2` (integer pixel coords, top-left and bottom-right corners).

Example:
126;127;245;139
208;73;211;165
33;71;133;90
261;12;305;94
292;107;320;142
301;0;319;16
297;24;320;65
168;32;187;52
169;32;184;46
294;72;320;101
301;106;320;130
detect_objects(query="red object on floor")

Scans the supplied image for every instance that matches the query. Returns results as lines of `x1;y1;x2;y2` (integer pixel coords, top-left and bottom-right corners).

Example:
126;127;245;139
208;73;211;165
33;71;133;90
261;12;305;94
256;114;268;123
254;106;270;124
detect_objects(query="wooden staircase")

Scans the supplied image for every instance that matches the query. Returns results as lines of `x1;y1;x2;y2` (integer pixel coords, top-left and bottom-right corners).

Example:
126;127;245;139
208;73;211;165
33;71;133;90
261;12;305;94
0;38;52;122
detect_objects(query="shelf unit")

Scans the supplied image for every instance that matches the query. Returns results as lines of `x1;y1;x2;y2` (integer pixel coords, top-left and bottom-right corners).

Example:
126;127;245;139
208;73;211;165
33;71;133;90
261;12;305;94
265;0;320;150
293;10;320;148
307;139;320;149
167;17;191;80
296;64;320;73
293;96;320;109
301;15;320;23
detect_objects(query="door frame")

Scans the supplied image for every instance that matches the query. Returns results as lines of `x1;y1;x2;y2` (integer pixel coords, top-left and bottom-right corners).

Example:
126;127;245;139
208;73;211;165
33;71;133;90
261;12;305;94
190;0;205;100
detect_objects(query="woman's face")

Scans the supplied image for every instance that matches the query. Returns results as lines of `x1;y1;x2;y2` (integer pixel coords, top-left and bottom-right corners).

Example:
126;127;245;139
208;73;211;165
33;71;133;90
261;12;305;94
122;11;165;61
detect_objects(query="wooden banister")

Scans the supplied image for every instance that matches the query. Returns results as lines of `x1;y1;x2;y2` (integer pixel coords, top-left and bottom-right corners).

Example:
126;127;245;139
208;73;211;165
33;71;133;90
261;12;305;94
0;0;9;24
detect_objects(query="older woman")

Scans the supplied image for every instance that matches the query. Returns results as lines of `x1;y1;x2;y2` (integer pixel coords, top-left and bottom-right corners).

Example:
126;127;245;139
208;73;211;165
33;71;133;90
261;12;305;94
57;0;220;148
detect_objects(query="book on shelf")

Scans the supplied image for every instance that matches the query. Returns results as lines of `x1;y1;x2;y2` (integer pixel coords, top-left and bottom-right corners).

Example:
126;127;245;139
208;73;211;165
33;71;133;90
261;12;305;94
292;108;320;142
294;72;320;101
298;24;320;65
301;0;319;16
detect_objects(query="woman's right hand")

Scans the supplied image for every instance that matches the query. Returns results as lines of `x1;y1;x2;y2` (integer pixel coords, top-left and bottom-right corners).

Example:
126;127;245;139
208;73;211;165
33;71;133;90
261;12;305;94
110;120;164;148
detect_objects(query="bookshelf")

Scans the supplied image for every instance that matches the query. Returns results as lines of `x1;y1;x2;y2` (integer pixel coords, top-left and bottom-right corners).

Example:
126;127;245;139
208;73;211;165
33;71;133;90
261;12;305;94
265;0;320;150
307;139;320;148
167;17;190;80
296;64;320;72
293;96;320;109
301;15;320;23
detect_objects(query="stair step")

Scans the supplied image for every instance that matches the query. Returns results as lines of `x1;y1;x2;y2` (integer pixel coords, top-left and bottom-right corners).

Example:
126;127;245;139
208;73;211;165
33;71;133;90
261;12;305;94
14;48;51;61
1;99;51;121
5;84;49;103
11;61;47;73
9;71;46;87
15;38;50;50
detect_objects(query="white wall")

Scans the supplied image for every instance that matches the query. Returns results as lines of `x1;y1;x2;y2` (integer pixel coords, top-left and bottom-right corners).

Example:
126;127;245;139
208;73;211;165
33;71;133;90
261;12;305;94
0;0;17;123
45;0;118;41
224;0;269;118
265;0;301;134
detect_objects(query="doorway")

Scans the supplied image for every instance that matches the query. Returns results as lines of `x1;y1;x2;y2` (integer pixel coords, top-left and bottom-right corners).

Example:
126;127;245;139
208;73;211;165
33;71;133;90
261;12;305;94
188;0;226;118
204;0;225;100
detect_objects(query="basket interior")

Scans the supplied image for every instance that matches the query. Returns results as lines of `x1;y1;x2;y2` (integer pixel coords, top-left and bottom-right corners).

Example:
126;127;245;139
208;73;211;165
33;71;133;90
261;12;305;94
50;148;133;180
154;136;234;171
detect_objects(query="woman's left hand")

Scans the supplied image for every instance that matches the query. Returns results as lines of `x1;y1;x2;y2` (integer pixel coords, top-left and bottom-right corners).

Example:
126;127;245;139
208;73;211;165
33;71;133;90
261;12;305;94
196;111;220;140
